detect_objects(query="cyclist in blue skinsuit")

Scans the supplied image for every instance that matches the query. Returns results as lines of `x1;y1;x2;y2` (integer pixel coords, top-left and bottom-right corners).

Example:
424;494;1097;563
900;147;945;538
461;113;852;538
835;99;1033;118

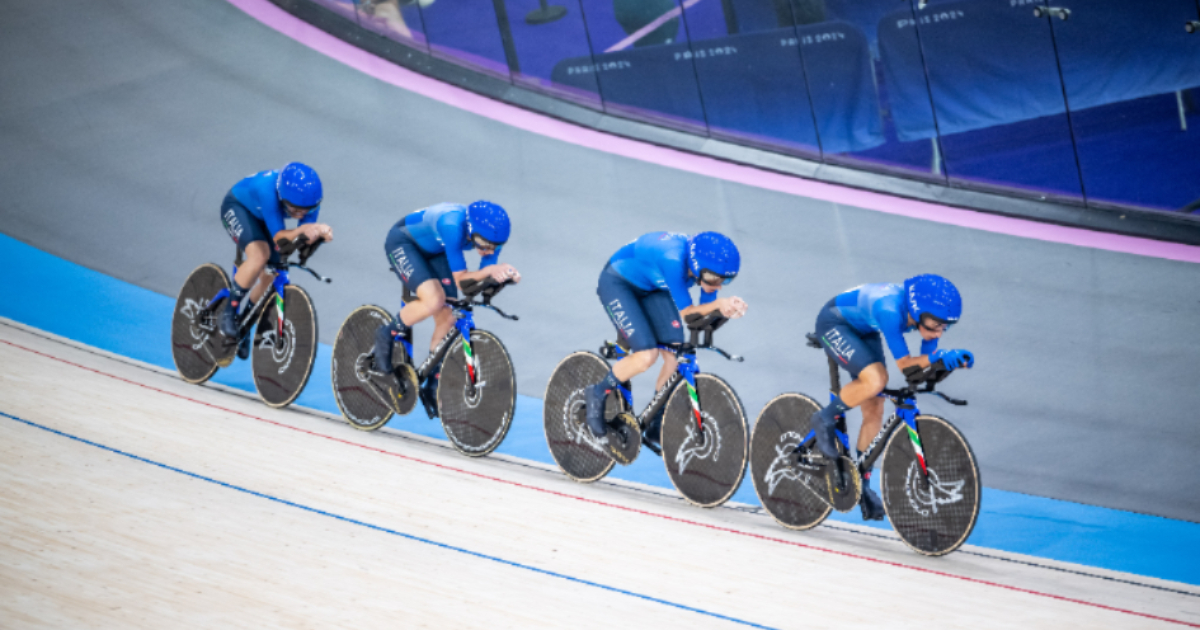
810;274;974;521
219;163;333;359
585;231;749;448
372;201;521;417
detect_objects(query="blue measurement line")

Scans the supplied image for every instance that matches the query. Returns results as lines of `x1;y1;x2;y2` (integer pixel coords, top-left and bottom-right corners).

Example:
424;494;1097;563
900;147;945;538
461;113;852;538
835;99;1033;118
1;410;777;630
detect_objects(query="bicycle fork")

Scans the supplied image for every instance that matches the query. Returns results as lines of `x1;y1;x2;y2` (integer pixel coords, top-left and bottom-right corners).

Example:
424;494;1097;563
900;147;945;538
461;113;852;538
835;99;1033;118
455;312;478;387
678;355;705;437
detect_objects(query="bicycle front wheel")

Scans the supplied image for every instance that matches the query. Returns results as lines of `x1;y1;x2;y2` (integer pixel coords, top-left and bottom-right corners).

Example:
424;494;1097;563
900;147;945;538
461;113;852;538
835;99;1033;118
171;263;231;384
750;392;832;530
543;351;617;483
252;285;318;409
880;414;981;556
438;329;516;457
661;373;748;508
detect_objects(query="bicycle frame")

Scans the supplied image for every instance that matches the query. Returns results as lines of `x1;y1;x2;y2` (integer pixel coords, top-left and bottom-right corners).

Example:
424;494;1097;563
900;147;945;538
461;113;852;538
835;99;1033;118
600;310;741;436
799;350;965;482
202;236;330;342
397;278;517;386
602;342;701;431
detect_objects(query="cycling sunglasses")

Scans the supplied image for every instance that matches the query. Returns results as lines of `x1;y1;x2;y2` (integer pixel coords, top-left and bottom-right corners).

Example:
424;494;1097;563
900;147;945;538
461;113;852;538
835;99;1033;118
918;315;952;334
472;234;504;250
699;269;736;286
283;201;318;218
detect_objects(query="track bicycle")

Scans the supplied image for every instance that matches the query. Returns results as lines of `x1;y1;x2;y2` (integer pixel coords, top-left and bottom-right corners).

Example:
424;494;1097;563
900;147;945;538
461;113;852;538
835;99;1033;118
749;333;981;556
331;277;518;457
171;235;329;408
543;311;749;508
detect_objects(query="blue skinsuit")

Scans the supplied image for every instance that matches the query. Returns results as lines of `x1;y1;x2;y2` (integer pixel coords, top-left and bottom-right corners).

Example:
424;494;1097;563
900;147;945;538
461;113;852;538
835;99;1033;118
609;232;716;310
230;169;319;237
835;283;938;360
402;203;500;272
599;232;716;352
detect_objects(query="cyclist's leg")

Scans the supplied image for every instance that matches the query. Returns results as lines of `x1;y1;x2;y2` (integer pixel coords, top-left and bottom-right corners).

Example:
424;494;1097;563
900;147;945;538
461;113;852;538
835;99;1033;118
219;196;275;340
853;335;887;520
415;253;457;410
587;265;660;439
374;227;437;371
811;301;887;459
639;290;686;442
855;333;889;452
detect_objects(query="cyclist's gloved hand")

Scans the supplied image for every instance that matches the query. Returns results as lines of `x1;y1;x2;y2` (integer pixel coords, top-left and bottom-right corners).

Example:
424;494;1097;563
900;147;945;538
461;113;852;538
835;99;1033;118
932;349;974;370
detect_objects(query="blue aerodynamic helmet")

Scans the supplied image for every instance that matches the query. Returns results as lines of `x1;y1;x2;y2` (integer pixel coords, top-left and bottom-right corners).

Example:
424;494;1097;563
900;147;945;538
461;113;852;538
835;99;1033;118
466;200;511;246
687;231;740;285
904;274;962;326
276;162;323;210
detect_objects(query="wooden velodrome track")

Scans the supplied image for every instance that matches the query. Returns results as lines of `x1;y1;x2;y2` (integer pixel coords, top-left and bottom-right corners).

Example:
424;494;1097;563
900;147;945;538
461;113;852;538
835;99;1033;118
2;319;1196;629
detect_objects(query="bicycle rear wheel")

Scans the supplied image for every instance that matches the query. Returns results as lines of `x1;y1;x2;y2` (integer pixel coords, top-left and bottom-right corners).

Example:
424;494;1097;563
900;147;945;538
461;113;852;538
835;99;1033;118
171;263;231;384
438;329;516;457
252;285;318;408
750;393;833;530
881;414;981;556
661;373;748;508
332;305;418;431
543;351;618;483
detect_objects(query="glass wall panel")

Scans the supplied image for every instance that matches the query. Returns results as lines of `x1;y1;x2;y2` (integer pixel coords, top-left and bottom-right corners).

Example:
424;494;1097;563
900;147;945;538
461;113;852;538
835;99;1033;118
1049;0;1200;212
560;0;708;132
419;0;513;78
814;0;943;181
503;0;601;107
678;0;822;155
354;0;431;50
309;0;363;26
905;0;1083;200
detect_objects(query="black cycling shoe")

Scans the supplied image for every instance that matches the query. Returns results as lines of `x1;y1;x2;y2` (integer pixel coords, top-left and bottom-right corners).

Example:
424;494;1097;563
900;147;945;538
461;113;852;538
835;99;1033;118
372;322;398;374
584;382;609;444
419;373;439;419
810;409;841;461
641;406;663;455
860;486;885;521
236;331;252;360
218;301;240;340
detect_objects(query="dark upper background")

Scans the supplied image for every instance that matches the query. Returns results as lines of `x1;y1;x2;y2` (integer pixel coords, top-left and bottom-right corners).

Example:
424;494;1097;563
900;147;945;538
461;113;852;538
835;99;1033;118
1;0;1198;522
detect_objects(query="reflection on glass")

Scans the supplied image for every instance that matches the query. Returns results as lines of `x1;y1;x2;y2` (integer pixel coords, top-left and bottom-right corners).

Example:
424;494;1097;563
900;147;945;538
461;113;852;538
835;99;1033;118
1050;0;1200;212
818;0;942;180
355;0;432;50
679;0;822;155
894;0;1082;199
420;0;513;78
308;0;363;25
502;0;602;107
555;0;708;131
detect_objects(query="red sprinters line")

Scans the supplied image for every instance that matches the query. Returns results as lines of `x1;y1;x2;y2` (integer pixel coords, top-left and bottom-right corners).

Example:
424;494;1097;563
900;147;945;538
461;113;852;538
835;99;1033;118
1;337;1196;628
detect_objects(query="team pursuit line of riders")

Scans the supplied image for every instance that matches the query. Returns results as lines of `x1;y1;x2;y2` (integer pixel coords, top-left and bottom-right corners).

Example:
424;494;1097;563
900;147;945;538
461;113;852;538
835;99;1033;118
171;163;982;556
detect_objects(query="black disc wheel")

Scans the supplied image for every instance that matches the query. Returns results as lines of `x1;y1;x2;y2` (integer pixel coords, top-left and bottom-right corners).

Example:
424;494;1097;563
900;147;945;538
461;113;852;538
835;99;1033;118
251;285;318;408
881;415;981;556
438;329;516;457
749;393;833;530
661;373;748;508
171;263;231;384
606;412;641;465
331;306;417;431
543;351;619;483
